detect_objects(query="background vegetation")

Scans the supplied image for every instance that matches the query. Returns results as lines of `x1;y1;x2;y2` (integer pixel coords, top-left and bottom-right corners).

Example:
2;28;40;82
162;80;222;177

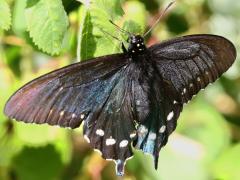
0;0;240;179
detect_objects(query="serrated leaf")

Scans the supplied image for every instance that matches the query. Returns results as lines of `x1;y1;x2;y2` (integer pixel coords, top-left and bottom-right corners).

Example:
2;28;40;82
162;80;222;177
77;0;125;61
25;0;69;55
92;0;124;20
0;0;11;30
78;8;95;61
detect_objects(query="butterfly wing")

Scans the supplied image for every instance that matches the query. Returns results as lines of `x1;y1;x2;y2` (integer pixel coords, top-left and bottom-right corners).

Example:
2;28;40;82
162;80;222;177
133;69;184;169
134;34;236;169
149;34;236;104
4;53;141;175
150;34;236;137
4;54;128;128
83;63;136;175
149;34;236;140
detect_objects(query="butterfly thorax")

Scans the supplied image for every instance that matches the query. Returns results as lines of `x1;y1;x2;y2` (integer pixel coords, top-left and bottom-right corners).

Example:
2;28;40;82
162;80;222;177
127;35;146;58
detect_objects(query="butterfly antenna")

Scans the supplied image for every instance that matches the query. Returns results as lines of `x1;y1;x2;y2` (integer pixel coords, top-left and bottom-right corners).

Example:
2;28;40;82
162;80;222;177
99;28;122;42
143;1;175;37
109;20;132;36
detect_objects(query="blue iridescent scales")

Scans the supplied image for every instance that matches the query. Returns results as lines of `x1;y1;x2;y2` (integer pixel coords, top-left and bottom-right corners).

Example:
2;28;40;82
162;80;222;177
4;34;236;176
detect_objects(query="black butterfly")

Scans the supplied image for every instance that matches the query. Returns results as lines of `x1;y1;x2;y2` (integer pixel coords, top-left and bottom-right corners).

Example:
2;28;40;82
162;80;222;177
4;33;236;175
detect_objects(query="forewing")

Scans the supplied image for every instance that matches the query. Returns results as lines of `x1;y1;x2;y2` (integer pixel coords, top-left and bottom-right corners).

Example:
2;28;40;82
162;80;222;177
4;54;128;128
149;34;237;103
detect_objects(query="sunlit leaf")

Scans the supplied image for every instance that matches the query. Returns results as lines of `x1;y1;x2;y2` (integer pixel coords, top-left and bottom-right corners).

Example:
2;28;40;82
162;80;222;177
25;0;69;55
123;1;147;34
0;0;11;30
26;0;40;8
77;0;124;61
12;0;27;35
77;7;95;61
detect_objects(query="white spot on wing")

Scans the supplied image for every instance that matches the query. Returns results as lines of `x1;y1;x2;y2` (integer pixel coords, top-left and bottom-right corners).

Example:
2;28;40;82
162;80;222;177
139;125;148;134
137;44;140;47
183;88;186;93
159;125;166;133
149;132;156;140
80;114;85;119
197;77;201;82
71;113;76;118
96;129;104;136
119;140;128;148
60;111;64;116
136;100;140;105
173;100;178;104
189;83;193;88
106;137;116;146
181;88;187;95
167;111;174;121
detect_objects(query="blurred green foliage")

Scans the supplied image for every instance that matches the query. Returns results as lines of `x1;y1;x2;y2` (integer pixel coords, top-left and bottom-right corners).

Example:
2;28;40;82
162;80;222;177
0;0;240;179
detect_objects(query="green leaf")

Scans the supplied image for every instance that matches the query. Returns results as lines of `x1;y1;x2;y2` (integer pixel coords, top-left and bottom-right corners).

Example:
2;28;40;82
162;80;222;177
77;7;95;61
123;20;142;35
12;144;63;180
26;0;40;8
12;0;27;35
0;0;11;30
92;0;124;20
123;1;147;34
77;0;124;61
25;0;69;55
14;123;71;164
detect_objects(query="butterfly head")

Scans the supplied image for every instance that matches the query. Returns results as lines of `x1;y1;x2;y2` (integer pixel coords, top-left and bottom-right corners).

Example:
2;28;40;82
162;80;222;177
128;35;146;56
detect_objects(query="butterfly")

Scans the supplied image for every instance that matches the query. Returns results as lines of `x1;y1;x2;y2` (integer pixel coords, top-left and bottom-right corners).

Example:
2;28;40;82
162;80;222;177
4;32;236;175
